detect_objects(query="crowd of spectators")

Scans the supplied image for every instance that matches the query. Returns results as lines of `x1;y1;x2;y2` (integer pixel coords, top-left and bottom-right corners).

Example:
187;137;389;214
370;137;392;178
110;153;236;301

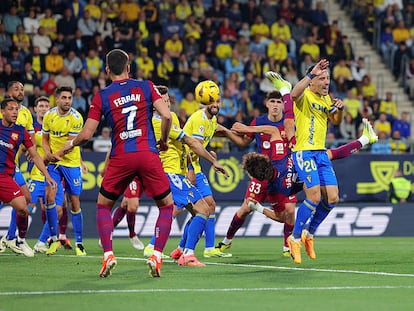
339;0;413;153
349;0;414;86
0;0;411;153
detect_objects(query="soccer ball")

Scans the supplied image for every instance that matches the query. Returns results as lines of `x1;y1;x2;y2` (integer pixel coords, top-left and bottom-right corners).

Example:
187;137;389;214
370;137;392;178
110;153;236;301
195;80;220;105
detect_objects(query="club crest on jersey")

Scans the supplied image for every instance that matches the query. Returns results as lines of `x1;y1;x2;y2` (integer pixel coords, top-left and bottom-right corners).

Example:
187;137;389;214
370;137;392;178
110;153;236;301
11;133;19;141
199;125;205;135
262;141;270;149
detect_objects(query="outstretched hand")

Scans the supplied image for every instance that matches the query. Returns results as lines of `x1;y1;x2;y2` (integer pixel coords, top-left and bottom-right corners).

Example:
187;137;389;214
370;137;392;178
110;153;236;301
231;122;248;134
311;59;329;76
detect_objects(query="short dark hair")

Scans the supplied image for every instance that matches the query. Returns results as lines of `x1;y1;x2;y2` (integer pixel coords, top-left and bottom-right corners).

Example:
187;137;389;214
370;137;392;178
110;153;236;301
7;81;23;91
266;90;282;100
55;86;73;96
156;85;169;95
106;49;129;75
34;96;50;106
1;98;17;110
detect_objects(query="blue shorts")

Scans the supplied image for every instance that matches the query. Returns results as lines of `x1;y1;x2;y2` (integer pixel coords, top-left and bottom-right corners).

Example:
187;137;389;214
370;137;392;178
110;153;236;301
28;179;64;206
167;173;203;210
14;168;27;187
48;164;82;196
292;150;338;188
194;172;212;198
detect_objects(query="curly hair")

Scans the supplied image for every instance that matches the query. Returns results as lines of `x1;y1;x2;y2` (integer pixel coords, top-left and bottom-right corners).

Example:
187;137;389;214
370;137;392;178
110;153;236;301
241;152;274;181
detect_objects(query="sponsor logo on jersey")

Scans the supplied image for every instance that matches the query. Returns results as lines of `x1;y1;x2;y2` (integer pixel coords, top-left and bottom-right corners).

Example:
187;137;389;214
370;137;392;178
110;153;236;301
119;129;142;140
0;139;14;149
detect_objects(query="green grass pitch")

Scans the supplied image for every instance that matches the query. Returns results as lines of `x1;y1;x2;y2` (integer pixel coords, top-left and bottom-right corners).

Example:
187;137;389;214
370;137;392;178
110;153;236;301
0;237;413;311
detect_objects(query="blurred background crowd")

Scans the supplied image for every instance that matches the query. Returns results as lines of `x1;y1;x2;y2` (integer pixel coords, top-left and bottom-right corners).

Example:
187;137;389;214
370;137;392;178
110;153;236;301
0;0;412;153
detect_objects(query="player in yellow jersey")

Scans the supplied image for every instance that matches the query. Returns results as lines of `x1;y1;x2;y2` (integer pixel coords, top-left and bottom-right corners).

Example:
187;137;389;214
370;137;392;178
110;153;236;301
28;96;72;253
42;86;86;256
145;85;228;266
29;96;52;253
24;96;60;253
181;80;232;258
0;81;36;255
288;59;344;264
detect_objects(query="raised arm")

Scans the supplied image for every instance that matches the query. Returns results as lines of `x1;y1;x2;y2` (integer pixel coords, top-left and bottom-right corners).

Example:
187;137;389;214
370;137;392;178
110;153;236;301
215;123;253;147
231;122;280;140
291;59;329;101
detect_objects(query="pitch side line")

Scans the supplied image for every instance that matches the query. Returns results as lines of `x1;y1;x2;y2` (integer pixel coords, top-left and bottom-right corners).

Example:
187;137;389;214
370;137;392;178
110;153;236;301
113;255;414;278
1;286;414;296
205;262;414;277
66;254;414;278
1;253;413;278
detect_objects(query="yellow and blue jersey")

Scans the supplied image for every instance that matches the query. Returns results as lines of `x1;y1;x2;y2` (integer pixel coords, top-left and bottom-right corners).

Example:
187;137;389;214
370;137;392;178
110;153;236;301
30;122;46;182
183;109;217;174
152;111;186;175
42;107;83;167
293;88;335;151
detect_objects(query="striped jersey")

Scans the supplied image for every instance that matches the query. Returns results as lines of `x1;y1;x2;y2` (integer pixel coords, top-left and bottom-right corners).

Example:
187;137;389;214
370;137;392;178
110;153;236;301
246;115;284;157
0;105;34;165
88;78;162;157
0;122;33;175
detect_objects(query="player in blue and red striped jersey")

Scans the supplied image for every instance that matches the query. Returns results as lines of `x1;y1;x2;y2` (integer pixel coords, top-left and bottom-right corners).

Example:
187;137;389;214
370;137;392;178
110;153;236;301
100;148;146;251
216;91;296;256
0;81;35;254
0;98;57;257
63;49;174;278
